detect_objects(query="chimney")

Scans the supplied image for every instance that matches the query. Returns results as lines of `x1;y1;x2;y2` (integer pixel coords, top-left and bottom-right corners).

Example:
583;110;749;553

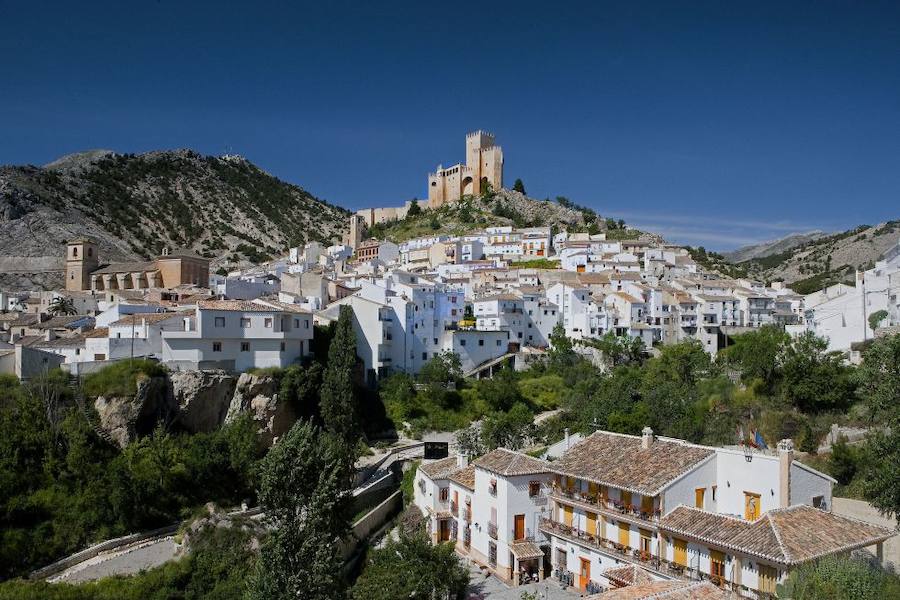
456;452;468;469
778;439;794;508
564;428;570;450
642;427;654;449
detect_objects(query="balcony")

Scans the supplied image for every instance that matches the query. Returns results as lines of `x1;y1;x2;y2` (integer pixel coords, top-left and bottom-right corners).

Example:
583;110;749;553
540;517;762;599
488;522;498;540
550;486;661;525
450;500;458;516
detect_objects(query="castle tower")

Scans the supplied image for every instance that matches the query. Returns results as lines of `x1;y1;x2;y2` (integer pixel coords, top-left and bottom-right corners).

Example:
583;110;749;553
65;238;99;291
465;130;503;196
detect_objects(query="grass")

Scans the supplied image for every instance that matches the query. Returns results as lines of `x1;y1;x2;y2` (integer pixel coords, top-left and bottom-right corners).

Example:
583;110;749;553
82;359;167;398
509;258;559;269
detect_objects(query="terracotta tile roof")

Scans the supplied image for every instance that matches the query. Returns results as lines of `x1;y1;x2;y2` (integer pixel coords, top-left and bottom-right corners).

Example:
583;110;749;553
588;580;727;599
476;293;522;302
509;541;543;559
197;300;277;312
91;261;156;275
84;327;109;338
109;312;180;326
449;465;475;490
601;564;656;587
659;505;895;566
550;431;714;496
253;300;312;314
473;448;549;477
34;315;93;329
419;456;460;480
6;314;40;327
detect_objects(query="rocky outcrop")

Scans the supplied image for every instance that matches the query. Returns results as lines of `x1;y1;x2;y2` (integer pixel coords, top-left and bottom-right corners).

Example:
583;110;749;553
178;503;264;557
226;372;295;446
93;375;170;448
169;370;236;433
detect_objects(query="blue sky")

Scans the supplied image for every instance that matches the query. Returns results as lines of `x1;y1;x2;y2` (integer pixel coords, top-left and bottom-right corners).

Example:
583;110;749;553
1;1;899;250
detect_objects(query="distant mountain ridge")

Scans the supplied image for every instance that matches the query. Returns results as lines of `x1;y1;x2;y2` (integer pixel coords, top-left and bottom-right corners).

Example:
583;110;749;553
723;231;830;263
0;149;349;290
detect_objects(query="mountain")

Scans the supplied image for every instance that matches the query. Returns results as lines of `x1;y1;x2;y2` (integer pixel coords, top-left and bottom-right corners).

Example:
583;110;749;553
0;150;349;290
723;231;830;263
734;221;900;294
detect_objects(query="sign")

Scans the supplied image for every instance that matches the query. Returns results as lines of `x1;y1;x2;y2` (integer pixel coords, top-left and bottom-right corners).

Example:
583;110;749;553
424;441;449;460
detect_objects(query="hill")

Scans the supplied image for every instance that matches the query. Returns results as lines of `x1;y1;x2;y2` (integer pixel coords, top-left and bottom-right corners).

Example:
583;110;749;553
734;221;900;294
366;188;659;244
723;230;829;263
0;150;349;290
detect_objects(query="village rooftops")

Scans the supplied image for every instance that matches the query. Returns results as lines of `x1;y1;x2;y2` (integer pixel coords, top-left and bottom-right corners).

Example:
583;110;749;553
109;312;180;327
549;430;715;496
472;448;549;477
33;315;93;330
448;464;475;490
418;456;462;480
475;293;522;302
602;564;655;588
587;580;728;599
659;504;895;567
253;300;313;314
90;261;157;275
197;300;290;312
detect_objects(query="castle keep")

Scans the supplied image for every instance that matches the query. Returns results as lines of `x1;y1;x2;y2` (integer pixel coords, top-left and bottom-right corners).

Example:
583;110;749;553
427;131;503;208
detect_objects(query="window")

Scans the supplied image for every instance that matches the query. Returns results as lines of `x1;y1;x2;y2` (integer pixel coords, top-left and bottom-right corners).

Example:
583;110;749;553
695;488;705;509
496;340;501;346
213;342;222;352
710;550;726;581
433;338;438;345
439;487;449;502
294;318;300;328
280;342;286;352
813;495;825;509
529;481;541;497
639;529;652;554
214;317;225;327
712;485;717;502
240;317;251;328
241;342;250;352
421;352;427;360
478;339;484;346
264;318;273;328
744;492;761;520
460;339;466;346
758;565;778;594
489;479;497;496
488;541;497;567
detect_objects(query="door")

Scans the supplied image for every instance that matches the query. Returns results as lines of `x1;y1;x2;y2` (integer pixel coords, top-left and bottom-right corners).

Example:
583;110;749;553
641;494;653;515
439;519;450;542
673;538;687;566
579;557;591;590
586;511;597;536
618;522;630;547
621;490;632;509
695;488;705;509
758;564;777;594
710;550;725;583
744;492;761;520
514;514;525;540
563;504;573;527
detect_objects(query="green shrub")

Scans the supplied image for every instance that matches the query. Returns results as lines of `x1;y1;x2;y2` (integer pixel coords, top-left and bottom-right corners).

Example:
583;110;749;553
82;359;167;398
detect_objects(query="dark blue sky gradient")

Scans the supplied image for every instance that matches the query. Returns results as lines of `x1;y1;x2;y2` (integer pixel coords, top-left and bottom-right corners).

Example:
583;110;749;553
2;1;899;249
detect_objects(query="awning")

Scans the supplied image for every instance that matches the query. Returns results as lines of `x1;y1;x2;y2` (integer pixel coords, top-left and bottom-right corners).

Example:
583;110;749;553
509;541;544;560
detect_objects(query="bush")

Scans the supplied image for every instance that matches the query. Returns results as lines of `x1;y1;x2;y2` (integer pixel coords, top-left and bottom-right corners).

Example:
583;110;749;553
83;359;167;398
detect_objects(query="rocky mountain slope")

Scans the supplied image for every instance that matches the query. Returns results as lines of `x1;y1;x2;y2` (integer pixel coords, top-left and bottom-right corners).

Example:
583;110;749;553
367;187;661;244
735;221;900;293
724;230;829;263
0;150;349;290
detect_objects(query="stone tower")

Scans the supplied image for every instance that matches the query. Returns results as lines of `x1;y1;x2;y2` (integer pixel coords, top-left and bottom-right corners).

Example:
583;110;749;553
65;238;99;291
428;131;504;208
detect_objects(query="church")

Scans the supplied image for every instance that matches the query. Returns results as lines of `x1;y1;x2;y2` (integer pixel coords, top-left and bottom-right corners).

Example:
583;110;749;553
64;238;209;292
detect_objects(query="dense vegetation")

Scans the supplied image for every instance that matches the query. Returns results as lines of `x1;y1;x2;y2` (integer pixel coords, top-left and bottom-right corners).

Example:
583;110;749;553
0;371;261;580
777;554;900;599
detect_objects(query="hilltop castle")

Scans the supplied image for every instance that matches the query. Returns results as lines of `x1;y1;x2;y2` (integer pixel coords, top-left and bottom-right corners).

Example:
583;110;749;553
427;130;503;208
346;131;505;249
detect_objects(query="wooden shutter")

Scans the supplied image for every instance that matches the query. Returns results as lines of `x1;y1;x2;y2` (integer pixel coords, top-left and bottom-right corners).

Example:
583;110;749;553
673;538;687;566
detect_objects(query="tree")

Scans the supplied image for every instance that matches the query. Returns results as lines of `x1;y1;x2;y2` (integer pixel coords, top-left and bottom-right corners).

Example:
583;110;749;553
868;309;888;332
418;351;463;408
47;296;77;316
513;178;526;194
780;332;855;413
722;325;789;392
319;305;361;448
777;554;900;600
548;323;576;370
455;424;486;459
406;199;421;217
249;421;353;600
856;334;900;421
481;403;535;450
861;427;900;525
279;363;323;421
590;332;645;369
350;532;469;600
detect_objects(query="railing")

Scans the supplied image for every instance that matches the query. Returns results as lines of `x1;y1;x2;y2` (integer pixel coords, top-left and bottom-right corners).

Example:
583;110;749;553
551;486;661;523
462;507;471;522
488;522;498;539
511;527;534;542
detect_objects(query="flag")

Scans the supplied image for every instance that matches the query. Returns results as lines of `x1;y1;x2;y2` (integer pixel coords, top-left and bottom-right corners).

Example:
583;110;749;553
755;430;768;450
748;428;759;448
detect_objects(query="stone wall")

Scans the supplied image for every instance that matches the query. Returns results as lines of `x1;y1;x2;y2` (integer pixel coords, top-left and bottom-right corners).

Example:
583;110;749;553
832;497;899;570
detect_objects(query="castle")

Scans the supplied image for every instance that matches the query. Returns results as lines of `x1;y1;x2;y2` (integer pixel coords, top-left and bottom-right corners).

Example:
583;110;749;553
347;131;505;248
427;130;503;208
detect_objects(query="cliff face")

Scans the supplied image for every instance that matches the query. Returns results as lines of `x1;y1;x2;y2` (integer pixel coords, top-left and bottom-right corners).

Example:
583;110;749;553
0;149;349;290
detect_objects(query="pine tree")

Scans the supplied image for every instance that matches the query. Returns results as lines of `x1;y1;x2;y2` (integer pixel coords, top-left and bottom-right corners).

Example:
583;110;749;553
319;305;361;447
513;178;526;194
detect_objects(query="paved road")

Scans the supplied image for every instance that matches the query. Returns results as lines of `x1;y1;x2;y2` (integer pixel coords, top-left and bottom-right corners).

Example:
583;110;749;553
465;562;581;600
49;537;179;584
